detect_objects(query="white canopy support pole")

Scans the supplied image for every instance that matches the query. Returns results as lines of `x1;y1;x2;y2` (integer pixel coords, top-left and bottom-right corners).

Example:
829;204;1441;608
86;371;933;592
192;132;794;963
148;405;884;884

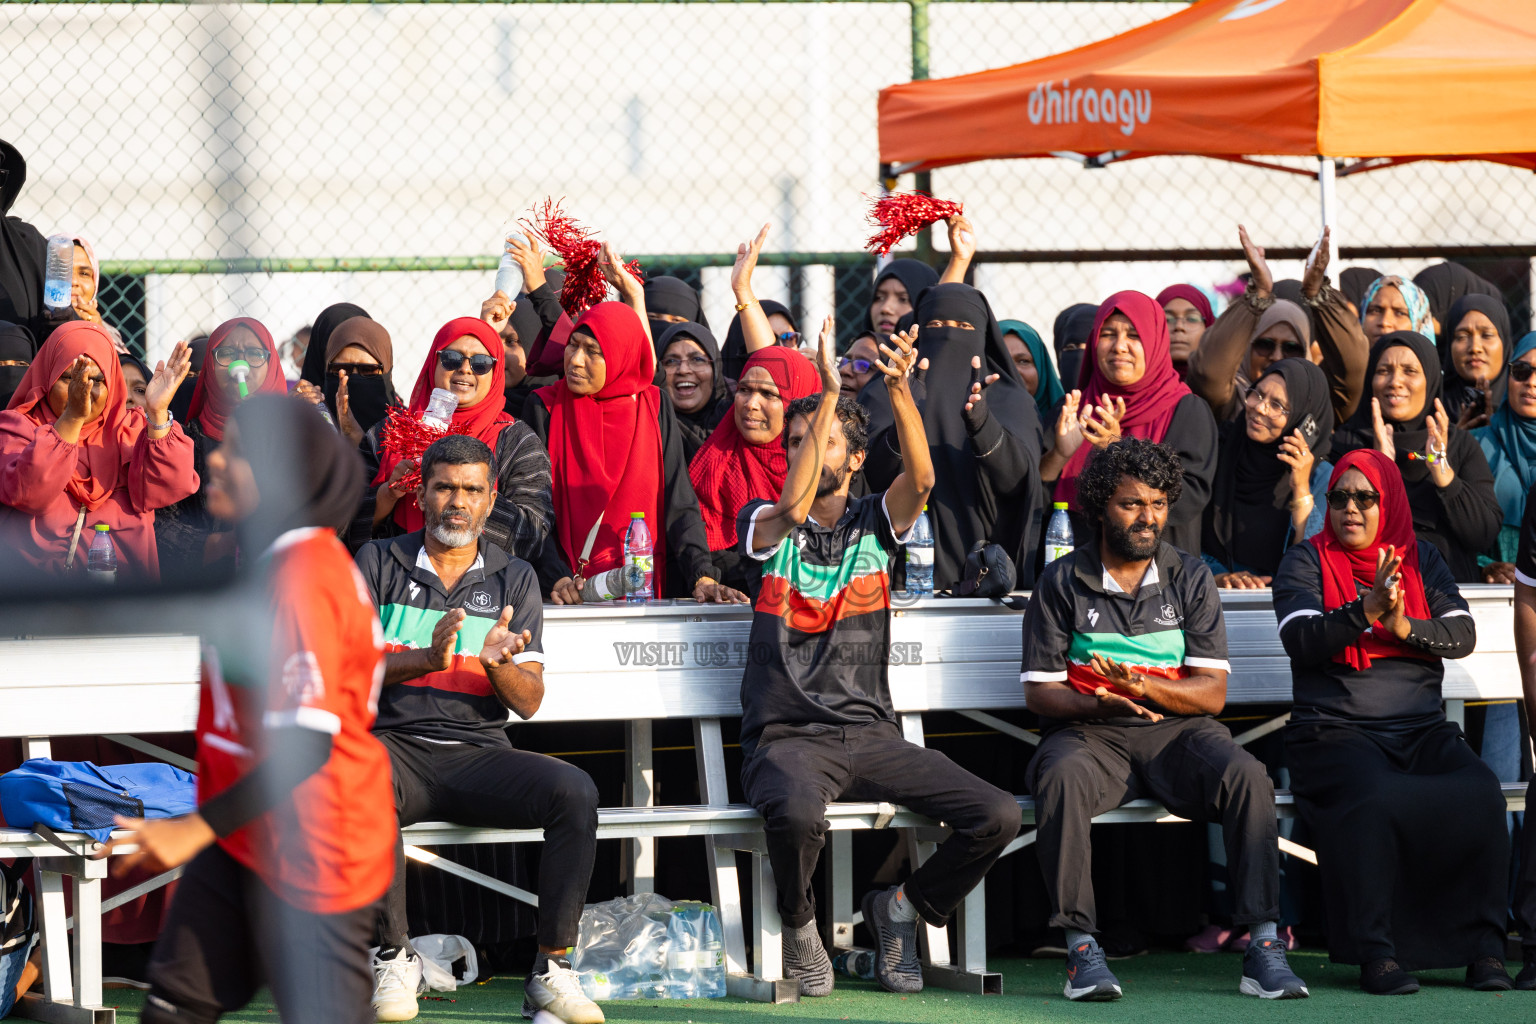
1318;156;1341;272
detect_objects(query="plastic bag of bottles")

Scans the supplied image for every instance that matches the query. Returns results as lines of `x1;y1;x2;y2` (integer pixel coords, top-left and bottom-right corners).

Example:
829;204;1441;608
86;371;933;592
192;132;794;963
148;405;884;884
570;894;726;1000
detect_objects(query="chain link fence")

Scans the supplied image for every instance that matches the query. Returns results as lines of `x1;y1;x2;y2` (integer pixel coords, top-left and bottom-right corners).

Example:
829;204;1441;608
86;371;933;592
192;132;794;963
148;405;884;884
4;0;1532;376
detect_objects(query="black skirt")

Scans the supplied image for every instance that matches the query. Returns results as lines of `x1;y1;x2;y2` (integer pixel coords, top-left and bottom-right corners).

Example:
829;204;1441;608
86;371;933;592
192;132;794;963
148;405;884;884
1285;718;1508;970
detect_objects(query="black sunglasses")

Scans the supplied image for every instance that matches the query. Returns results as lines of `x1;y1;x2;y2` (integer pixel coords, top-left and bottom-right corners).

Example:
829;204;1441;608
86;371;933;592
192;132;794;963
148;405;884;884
1325;488;1381;512
1509;360;1536;383
1250;336;1308;359
437;350;497;375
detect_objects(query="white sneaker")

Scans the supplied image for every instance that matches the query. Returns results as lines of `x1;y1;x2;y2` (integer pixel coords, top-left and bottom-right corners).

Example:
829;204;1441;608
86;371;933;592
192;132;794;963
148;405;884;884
372;946;424;1022
523;955;605;1024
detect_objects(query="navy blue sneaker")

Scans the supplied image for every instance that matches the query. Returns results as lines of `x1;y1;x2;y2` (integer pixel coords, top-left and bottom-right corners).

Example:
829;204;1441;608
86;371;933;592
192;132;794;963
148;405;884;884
1240;937;1309;999
1063;939;1121;1001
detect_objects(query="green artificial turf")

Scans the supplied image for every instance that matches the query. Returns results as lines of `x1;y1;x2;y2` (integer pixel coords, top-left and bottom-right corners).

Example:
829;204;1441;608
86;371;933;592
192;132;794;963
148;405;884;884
101;952;1534;1024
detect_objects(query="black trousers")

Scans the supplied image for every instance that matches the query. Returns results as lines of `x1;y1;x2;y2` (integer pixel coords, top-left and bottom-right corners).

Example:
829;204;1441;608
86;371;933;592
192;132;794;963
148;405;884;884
376;732;599;951
1287;719;1508;969
143;844;374;1024
741;719;1020;929
1026;716;1280;934
1521;775;1536;955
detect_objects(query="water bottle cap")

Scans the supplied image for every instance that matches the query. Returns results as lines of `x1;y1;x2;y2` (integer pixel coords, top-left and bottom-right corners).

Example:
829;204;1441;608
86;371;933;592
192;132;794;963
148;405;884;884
921;504;928;511
631;511;644;519
1053;502;1069;510
94;524;110;532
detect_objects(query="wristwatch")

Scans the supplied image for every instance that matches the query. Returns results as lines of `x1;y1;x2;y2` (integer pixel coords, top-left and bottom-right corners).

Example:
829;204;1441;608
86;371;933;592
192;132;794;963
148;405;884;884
148;408;174;430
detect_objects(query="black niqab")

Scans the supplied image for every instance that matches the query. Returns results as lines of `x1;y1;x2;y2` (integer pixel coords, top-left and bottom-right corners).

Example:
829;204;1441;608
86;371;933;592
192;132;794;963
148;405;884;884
1204;358;1333;577
0;319;35;408
654;320;728;461
0;140;48;343
298;302;371;388
1440;293;1512;423
721;299;795;380
644;276;708;329
1052;302;1097;389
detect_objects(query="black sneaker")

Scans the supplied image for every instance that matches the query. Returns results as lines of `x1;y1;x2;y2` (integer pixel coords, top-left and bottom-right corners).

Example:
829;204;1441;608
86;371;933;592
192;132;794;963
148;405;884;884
1466;955;1513;991
1515;957;1536;991
1240;938;1309;999
861;887;923;994
1063;938;1122;1001
1360;958;1419;996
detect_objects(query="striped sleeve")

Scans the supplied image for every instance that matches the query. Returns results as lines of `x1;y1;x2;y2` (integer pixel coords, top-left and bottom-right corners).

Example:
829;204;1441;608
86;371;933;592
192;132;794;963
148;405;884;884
482;421;555;564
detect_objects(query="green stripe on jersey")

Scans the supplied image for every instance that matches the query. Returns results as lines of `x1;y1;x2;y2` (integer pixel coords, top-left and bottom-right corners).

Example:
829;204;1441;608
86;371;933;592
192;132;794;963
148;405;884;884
379;603;495;655
762;529;890;602
1067;629;1185;671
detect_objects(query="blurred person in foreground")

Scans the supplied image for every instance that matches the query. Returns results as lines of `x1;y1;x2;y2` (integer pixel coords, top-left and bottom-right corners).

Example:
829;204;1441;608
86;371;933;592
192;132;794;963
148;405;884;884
356;434;601;1024
1510;477;1536;990
0;321;195;581
1023;438;1306;1002
95;395;395;1024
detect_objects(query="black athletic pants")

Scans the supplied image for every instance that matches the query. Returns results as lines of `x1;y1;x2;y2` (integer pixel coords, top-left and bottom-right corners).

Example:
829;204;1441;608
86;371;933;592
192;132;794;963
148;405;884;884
376;732;599;951
1026;716;1280;934
1523;775;1536;956
741;719;1020;929
143;844;374;1024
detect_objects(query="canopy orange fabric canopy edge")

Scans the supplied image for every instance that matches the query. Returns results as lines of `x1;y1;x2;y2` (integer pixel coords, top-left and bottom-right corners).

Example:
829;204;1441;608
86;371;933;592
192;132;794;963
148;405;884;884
877;0;1536;174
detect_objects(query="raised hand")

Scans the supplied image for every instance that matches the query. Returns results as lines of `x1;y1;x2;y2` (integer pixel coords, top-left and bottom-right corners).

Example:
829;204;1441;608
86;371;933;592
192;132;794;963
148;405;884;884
1238;224;1273;298
962;354;1000;432
507;233;547;293
479;605;532;669
876;325;919;391
1080;396;1125;449
1379;584;1412;641
1054;390;1085;460
1089;653;1148;698
600;242;641;299
1426;398;1455;487
947;214;976;264
335;370;365;446
293;379;325;408
55;355;108;440
1301;226;1331;299
1275;426;1315;492
143;341;192;424
814;314;839;395
732;223;770;301
373;458;419;525
481;290;515;334
1364;543;1402;623
1370;397;1396;461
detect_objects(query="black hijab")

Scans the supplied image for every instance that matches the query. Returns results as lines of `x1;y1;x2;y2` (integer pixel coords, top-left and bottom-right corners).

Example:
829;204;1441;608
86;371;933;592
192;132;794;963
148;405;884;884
0;141;48;343
505;294;543;351
0;319;35;408
1413;262;1501;336
863;283;1042;590
721;299;795;380
644;276;708;329
168;335;208;424
654;320;728;461
1441;293;1513;423
1339;267;1382;311
1332;331;1443;483
298;302;371;388
232;394;367;557
869;258;940;332
1204;358;1334;576
1052;302;1097;390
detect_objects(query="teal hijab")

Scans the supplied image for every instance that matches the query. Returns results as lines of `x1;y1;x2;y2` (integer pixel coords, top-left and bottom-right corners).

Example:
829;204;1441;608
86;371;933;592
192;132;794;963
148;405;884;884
1000;319;1064;422
1476;330;1536;527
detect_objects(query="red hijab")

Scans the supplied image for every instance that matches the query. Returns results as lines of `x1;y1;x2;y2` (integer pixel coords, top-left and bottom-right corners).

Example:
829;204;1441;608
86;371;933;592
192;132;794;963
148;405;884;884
374;316;513;530
1308;448;1432;670
185;317;286;441
1155;284;1214;327
690;347;819;550
3;321;137;510
1056;290;1192;508
535;303;664;583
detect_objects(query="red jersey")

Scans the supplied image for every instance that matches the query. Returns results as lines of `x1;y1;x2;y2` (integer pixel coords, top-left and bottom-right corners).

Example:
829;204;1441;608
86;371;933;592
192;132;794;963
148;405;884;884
196;527;396;914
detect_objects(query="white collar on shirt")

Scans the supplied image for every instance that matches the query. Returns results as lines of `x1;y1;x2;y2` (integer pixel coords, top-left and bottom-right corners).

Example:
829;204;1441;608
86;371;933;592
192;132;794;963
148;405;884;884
1103;559;1159;594
416;543;484;579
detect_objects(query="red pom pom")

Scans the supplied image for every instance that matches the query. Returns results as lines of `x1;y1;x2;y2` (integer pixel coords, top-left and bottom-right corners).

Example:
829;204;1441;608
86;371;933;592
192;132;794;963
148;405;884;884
521;198;644;317
864;191;964;256
378;405;472;506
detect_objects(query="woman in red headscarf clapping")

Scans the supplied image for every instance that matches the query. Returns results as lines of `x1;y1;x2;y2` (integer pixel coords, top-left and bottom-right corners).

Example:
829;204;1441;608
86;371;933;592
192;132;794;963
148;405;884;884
352;316;556;579
690;346;820;592
1043;290;1219;555
1272;448;1512;994
0;321;195;581
520;301;746;604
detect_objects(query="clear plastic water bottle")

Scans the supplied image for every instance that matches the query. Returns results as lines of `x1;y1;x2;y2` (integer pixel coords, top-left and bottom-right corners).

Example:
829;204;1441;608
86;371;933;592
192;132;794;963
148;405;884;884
1045;501;1074;565
832;948;877;980
697;907;726;997
86;524;116;583
906;506;934;597
623;512;654;602
495;229;527;297
664;906;699;998
421;387;457;431
43;235;74;314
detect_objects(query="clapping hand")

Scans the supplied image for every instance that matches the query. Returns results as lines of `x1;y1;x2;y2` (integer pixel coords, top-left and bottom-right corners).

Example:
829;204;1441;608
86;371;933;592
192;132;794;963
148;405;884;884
142;341;192;424
1364;544;1403;624
1080;396;1125;450
962;354;1000;432
1370;397;1396;461
1089;653;1149;698
479;605;533;670
876;326;919;392
1425;399;1455;486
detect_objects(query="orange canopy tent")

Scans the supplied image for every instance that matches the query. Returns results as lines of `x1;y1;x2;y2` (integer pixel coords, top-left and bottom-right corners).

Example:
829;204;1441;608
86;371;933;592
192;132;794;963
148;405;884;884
878;0;1536;254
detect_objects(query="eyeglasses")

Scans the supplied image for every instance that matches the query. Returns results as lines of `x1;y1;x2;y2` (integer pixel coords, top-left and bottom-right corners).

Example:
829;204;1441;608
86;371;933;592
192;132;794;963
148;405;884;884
1164;312;1205;328
839;357;873;374
326;362;386;377
212;346;269;367
1242;386;1290;418
1509;360;1536;383
1250;336;1308;360
1325;489;1380;512
776;331;801;347
661;354;712;371
437;350;497;375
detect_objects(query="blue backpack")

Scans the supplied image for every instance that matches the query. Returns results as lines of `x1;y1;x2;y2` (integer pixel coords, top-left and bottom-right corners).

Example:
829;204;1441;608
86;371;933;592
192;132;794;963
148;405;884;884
0;759;197;844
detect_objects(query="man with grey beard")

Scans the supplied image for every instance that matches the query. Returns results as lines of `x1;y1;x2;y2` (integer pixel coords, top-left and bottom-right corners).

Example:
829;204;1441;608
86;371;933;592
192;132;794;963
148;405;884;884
353;435;604;1024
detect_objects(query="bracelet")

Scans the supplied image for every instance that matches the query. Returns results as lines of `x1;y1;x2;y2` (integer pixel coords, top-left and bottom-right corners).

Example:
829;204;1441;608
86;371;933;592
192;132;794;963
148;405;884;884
734;300;754;312
1288;494;1313;511
147;409;174;431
